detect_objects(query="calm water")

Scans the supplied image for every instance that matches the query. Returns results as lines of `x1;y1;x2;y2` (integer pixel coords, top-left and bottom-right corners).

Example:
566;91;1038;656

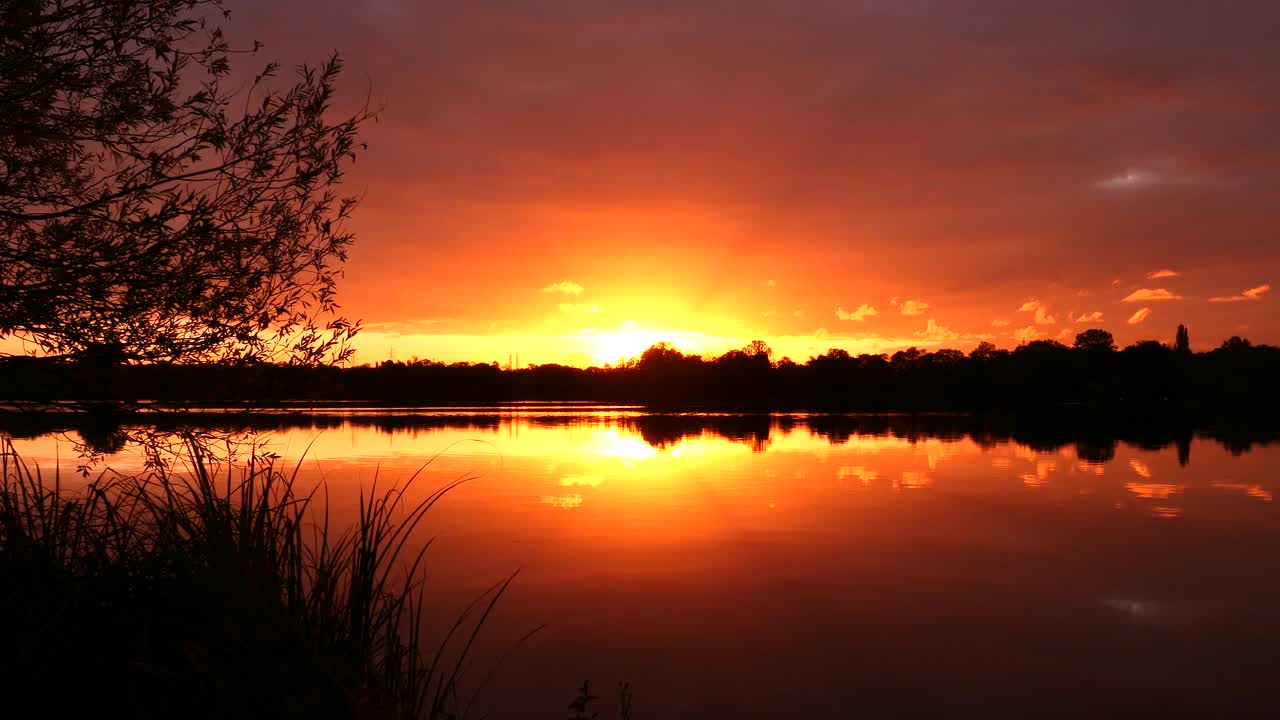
10;407;1280;717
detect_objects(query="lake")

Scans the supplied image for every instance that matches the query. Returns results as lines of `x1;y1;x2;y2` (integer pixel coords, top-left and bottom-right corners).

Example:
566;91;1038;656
8;406;1280;717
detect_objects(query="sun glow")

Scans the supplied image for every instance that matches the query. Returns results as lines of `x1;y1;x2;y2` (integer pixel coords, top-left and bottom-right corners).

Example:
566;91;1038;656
585;325;707;366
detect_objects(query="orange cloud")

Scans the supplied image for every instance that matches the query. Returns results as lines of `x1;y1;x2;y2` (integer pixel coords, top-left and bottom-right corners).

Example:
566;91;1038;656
1127;307;1152;324
1013;326;1041;343
1122;288;1182;302
914;318;992;344
1208;284;1270;303
990;319;1010;328
836;304;878;321
891;297;930;316
1017;299;1056;325
1073;311;1104;323
558;303;599;314
916;318;959;342
762;309;778;317
540;280;584;295
1147;269;1179;279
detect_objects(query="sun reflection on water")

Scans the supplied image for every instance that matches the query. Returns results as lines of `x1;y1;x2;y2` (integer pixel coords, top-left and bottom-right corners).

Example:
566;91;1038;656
540;494;584;508
8;412;1279;538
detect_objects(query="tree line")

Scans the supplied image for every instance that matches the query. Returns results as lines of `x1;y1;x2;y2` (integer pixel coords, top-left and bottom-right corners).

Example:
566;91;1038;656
2;326;1277;413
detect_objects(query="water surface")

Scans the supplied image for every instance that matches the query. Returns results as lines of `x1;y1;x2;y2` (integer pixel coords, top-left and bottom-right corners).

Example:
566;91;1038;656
11;407;1280;717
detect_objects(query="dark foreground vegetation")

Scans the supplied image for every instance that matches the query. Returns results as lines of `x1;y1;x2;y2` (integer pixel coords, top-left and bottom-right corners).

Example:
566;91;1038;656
3;328;1278;413
0;437;514;719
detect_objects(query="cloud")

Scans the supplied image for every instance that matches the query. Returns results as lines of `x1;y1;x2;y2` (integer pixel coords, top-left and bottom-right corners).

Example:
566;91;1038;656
990;319;1010;328
891;297;930;316
1013;326;1041;343
1208;284;1270;303
1147;269;1180;279
762;309;778;317
836;304;878;321
540;280;583;295
1127;307;1152;324
1244;284;1270;300
1094;169;1200;191
1017;299;1056;325
1122;288;1182;302
914;318;992;344
916;317;959;342
793;309;805;318
766;279;777;287
558;303;599;314
1073;311;1104;323
361;317;454;334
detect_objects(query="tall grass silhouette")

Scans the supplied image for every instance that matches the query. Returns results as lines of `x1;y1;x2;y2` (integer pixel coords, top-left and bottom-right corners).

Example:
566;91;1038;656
0;434;513;719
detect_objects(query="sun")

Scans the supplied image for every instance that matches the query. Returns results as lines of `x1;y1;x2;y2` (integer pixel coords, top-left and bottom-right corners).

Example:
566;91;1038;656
589;325;668;366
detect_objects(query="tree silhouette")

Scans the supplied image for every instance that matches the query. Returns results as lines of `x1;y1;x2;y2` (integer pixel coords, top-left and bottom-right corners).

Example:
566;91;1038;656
636;342;690;372
969;341;1002;361
1175;324;1191;354
1073;329;1116;352
1221;336;1251;351
0;0;370;365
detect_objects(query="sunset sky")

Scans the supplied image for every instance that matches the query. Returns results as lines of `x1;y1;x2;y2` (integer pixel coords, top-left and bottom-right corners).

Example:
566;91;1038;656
228;0;1278;367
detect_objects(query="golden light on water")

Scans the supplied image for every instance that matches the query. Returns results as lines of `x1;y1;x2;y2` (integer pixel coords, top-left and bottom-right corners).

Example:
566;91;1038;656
581;428;660;463
11;418;1278;535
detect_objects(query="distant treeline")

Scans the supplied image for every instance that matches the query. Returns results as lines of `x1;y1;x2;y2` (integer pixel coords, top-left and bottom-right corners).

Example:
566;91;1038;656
1;328;1278;412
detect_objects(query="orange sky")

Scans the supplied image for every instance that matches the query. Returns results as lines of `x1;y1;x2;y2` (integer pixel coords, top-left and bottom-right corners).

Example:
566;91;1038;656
219;0;1278;366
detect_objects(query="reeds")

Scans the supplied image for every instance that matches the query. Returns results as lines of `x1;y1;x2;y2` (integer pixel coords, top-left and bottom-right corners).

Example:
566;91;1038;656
0;435;506;719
